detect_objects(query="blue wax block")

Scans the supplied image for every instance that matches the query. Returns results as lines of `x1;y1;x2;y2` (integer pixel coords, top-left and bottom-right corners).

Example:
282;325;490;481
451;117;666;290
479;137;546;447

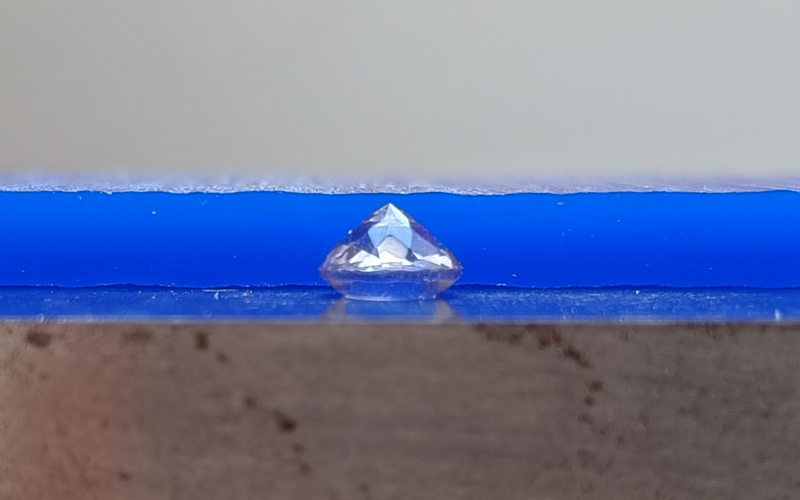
0;190;799;288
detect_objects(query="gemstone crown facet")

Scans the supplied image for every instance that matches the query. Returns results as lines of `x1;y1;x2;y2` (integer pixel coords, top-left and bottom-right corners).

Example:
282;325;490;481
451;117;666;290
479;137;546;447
319;203;463;301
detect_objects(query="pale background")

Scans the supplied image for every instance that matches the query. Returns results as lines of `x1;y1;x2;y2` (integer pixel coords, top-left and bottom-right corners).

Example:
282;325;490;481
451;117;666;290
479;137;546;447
1;1;799;181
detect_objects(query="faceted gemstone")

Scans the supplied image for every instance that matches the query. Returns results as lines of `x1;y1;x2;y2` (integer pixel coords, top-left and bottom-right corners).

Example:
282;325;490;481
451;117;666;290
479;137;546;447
319;203;463;301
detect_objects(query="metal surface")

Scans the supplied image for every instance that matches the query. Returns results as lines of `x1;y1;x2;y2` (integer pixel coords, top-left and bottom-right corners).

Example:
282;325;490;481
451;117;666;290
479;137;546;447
1;322;798;499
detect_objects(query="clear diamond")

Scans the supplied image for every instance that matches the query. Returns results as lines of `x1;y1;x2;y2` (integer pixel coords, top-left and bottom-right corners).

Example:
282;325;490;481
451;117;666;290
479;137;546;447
319;203;463;301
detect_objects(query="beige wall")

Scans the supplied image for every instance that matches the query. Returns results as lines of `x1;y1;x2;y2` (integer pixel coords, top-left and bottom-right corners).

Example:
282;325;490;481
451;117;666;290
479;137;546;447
1;1;799;180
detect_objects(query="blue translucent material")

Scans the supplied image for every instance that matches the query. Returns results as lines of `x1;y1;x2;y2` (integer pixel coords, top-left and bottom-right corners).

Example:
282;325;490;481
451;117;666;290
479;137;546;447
0;286;797;322
1;190;800;288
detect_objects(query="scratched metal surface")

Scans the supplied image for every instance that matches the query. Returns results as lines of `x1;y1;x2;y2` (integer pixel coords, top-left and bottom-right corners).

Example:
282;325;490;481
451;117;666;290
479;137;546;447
1;322;798;499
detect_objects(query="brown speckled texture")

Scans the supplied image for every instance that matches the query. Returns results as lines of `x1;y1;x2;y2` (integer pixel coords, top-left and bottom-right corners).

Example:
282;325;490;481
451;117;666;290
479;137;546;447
1;323;799;499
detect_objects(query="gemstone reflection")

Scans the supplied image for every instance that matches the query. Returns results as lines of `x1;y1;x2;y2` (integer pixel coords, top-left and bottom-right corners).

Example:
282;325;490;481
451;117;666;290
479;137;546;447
323;298;457;321
319;203;463;301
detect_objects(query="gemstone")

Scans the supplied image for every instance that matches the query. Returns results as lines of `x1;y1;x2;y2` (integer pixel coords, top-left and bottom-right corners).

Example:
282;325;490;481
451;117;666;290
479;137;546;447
319;203;463;301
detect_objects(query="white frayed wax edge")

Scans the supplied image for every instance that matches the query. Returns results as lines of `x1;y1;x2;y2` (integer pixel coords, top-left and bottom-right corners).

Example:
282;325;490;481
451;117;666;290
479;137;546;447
1;174;799;195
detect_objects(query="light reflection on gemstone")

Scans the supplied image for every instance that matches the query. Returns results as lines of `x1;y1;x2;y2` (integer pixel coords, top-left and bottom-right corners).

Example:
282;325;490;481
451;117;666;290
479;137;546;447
319;203;463;301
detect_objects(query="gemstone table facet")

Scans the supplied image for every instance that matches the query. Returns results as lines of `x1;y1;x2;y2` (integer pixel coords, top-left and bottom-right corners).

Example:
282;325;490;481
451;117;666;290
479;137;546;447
319;204;463;301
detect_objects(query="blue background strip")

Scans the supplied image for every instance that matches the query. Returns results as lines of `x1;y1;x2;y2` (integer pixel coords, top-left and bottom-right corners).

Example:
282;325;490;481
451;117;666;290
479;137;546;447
1;190;799;288
0;286;796;322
